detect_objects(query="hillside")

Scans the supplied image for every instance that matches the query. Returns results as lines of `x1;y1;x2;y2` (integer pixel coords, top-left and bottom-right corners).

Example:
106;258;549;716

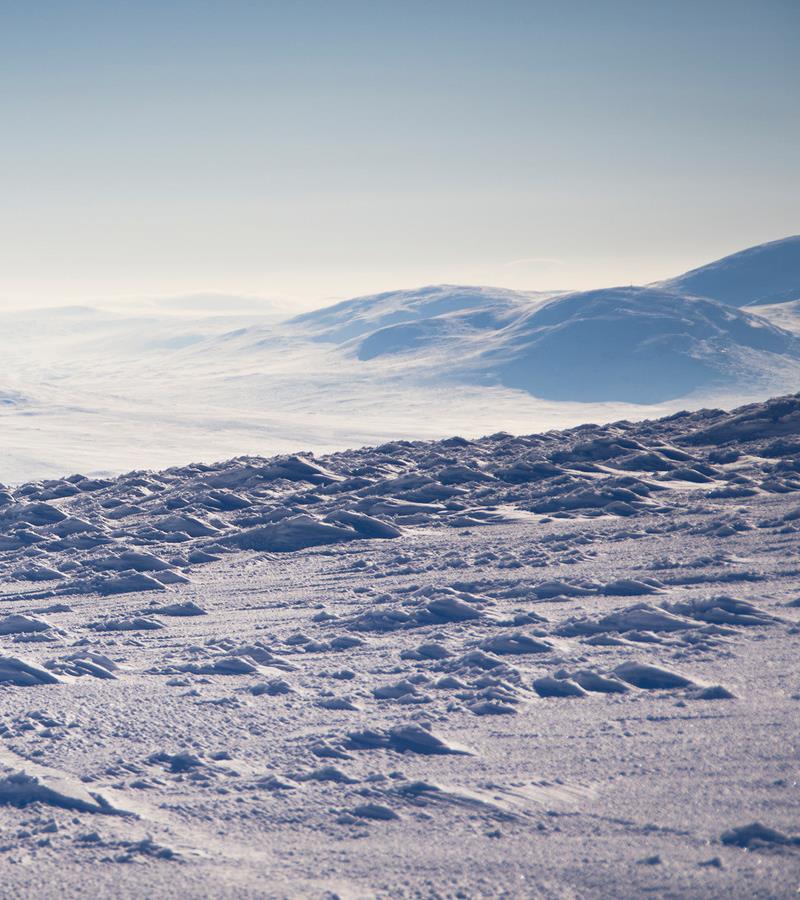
342;286;800;403
290;284;551;342
659;235;800;307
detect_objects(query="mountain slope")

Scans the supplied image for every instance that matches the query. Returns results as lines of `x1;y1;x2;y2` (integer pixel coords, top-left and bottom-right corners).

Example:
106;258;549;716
473;287;800;403
745;298;800;336
352;286;800;404
659;235;800;307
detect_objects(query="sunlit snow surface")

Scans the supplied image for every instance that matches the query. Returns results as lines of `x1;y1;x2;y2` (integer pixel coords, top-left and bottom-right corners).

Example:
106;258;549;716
0;394;798;895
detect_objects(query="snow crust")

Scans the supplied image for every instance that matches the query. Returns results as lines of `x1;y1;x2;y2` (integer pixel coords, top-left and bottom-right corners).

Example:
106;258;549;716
0;394;798;894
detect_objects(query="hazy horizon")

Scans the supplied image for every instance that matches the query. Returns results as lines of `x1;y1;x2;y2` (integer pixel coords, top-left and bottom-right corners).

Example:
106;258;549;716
2;232;798;317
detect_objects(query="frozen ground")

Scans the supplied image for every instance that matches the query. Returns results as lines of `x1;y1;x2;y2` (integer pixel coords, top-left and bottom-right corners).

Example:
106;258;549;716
0;393;798;897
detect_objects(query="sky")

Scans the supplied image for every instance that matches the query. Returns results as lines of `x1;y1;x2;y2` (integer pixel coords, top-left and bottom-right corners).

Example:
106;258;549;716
0;0;798;311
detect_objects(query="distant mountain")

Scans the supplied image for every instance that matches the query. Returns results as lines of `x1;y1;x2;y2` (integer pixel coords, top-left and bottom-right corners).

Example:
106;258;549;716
290;284;553;343
347;285;800;403
5;236;800;480
467;286;800;403
659;235;800;307
24;236;792;414
282;238;798;404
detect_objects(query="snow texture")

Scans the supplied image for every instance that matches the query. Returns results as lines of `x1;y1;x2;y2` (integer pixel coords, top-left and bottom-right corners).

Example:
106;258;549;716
0;393;798;895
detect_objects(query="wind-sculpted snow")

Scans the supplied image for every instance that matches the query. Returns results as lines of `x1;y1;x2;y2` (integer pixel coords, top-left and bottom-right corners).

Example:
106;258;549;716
289;284;548;343
0;394;798;895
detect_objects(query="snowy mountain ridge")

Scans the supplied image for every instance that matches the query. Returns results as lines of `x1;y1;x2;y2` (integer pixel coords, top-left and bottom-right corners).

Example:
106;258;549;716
277;237;800;404
658;234;800;307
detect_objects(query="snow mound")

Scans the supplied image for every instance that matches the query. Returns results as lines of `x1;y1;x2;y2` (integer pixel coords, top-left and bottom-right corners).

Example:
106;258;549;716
346;723;472;756
226;515;364;552
0;614;52;635
533;676;587;698
558;603;697;637
470;287;800;403
721;821;800;848
0;655;63;686
613;661;696;689
0;770;125;815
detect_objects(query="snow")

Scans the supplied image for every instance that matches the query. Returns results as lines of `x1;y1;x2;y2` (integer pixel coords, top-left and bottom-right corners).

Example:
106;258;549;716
2;239;800;894
0;393;798;893
289;284;549;343
470;286;800;403
659;235;800;307
324;284;800;403
2;236;799;483
0;770;124;816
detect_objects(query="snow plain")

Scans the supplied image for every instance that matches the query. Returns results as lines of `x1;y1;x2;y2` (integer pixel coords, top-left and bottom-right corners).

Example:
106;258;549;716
0;393;798;897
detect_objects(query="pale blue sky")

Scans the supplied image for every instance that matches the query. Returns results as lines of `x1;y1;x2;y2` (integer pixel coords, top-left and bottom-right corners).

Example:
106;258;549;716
1;0;797;308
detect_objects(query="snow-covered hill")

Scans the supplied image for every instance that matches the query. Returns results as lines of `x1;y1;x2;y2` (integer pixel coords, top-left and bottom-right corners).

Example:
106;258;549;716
461;286;800;403
290;284;553;342
659;235;800;307
329;286;800;404
285;240;800;403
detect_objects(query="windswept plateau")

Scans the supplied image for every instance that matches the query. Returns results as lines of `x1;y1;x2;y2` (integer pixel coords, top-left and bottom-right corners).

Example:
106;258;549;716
0;393;798;897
